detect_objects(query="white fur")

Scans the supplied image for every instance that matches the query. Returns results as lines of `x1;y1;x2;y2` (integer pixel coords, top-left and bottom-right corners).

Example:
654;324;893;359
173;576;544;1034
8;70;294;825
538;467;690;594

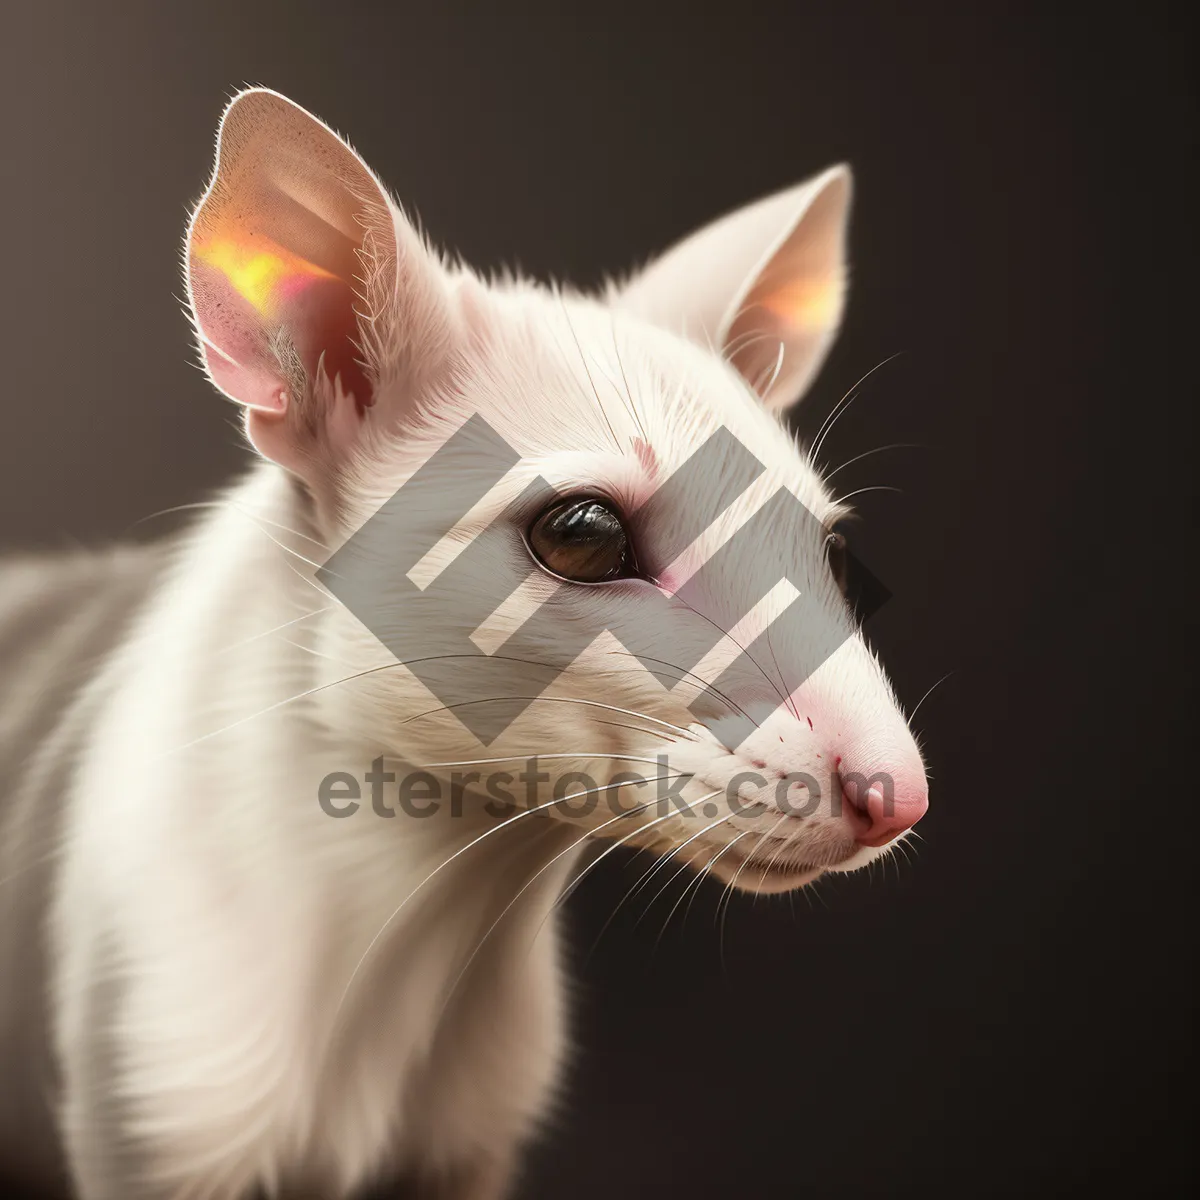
45;89;928;1199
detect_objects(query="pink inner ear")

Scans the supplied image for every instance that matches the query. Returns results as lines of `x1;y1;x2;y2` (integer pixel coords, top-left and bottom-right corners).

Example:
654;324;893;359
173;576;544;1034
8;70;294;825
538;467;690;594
200;344;286;413
185;89;467;474
755;277;841;333
287;275;374;411
190;260;285;412
191;226;373;413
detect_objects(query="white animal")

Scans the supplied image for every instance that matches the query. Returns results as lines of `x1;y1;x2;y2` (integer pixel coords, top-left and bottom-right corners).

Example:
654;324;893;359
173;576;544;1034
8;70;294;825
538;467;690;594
0;88;928;1199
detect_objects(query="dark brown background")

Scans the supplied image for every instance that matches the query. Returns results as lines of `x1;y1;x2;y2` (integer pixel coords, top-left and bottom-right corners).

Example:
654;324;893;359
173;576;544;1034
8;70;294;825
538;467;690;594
3;2;1194;1197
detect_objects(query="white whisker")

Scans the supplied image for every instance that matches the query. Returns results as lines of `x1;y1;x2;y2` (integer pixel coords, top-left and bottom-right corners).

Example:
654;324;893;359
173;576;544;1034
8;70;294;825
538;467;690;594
810;352;903;466
217;606;334;654
426;752;681;771
331;773;690;1031
908;670;954;725
633;812;739;924
657;830;751;948
825;442;921;481
406;695;697;740
834;484;903;505
435;788;727;1023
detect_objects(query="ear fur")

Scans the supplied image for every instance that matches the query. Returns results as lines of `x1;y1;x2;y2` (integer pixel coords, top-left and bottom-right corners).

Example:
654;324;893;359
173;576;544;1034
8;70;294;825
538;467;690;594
185;88;453;474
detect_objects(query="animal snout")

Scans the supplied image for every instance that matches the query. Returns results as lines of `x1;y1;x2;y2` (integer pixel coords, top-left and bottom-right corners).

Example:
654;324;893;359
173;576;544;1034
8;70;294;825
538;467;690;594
841;773;928;847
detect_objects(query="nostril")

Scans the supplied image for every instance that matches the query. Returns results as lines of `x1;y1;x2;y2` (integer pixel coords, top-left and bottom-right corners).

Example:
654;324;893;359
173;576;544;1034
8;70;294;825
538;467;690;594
841;777;929;848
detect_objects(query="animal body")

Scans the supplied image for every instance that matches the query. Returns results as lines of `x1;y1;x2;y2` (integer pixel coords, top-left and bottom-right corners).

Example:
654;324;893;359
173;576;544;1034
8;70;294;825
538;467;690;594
0;89;928;1199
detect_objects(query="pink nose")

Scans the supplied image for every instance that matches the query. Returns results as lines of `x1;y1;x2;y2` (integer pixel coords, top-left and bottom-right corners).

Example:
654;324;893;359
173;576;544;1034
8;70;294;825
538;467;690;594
842;777;929;847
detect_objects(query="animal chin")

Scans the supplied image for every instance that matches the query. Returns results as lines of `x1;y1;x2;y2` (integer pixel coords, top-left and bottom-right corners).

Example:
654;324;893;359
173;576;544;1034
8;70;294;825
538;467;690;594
695;841;833;896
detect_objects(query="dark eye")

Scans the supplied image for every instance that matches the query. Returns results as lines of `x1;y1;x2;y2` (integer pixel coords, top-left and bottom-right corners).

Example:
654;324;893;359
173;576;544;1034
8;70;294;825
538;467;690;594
528;497;635;583
826;529;849;595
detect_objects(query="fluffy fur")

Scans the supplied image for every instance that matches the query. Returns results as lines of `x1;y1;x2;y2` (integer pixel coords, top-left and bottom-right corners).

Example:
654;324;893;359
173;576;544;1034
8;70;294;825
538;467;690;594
0;89;928;1199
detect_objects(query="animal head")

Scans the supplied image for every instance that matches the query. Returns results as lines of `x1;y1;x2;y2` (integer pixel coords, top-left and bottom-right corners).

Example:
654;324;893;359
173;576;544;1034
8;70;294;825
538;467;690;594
186;88;927;893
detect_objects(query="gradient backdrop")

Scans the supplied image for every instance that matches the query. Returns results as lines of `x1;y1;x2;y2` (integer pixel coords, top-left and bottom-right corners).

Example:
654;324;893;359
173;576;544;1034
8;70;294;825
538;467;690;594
3;2;1194;1197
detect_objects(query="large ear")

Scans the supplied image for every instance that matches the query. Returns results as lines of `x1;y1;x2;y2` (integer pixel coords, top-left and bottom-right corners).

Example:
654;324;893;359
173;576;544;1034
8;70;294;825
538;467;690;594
185;88;452;471
618;167;852;410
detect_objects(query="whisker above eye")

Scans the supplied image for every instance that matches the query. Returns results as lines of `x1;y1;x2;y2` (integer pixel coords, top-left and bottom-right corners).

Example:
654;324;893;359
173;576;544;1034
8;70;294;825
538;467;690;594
557;294;624;453
809;351;904;467
833;484;903;505
608;315;650;445
824;442;922;481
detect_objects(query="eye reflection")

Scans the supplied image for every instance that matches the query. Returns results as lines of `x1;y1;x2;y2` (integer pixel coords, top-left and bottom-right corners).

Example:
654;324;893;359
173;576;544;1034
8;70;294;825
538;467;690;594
528;497;634;583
